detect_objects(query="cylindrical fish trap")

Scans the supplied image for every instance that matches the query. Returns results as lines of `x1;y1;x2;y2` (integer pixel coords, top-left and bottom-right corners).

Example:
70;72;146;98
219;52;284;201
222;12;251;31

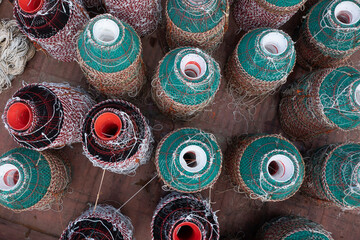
60;205;134;239
256;216;333;240
2;82;94;151
296;0;360;69
303;143;360;210
226;28;296;104
0;148;71;212
151;193;220;240
280;66;360;141
77;14;145;98
165;0;228;51
155;128;222;193
233;0;306;31
152;47;221;119
103;0;161;37
227;134;304;201
13;0;89;62
82;99;153;174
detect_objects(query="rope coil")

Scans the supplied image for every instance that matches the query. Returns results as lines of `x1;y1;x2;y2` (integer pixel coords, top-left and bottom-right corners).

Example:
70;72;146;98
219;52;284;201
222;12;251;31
166;0;228;51
256;216;333;239
2;82;94;151
77;14;145;98
226;28;296;106
155;127;222;193
233;0;306;31
303;143;360;210
103;0;162;37
152;47;221;119
280;66;360;140
151;193;220;240
226;134;304;201
60;205;134;239
0;19;35;93
82;99;153;175
296;0;360;69
0;148;71;212
13;0;89;62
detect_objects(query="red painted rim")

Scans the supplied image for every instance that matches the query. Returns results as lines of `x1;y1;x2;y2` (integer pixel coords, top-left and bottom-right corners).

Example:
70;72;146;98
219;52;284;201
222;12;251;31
94;112;122;141
18;0;44;14
6;102;33;131
173;222;202;240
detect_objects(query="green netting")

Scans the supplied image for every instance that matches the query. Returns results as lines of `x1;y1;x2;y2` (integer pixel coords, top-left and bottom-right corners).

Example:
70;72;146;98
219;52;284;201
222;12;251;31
156;128;222;192
239;135;304;201
319;66;360;130
0;148;51;210
166;0;227;33
236;28;296;82
258;216;333;240
309;143;360;209
307;0;360;55
157;47;221;106
77;14;141;73
263;0;304;7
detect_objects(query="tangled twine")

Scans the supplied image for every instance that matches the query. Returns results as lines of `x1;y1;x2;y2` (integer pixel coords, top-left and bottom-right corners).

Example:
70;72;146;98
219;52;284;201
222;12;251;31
0;19;35;93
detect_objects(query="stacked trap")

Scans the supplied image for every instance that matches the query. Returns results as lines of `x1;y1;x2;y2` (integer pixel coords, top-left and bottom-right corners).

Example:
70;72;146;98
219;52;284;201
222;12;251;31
166;0;228;51
13;0;89;62
280;66;360;140
151;193;219;240
303;143;360;210
82;99;153;175
256;216;333;239
103;0;161;36
233;0;306;30
152;47;221;119
227;134;304;201
60;205;134;239
77;14;145;98
155;128;222;193
296;0;360;69
0;148;71;211
226;28;296;105
2;82;94;151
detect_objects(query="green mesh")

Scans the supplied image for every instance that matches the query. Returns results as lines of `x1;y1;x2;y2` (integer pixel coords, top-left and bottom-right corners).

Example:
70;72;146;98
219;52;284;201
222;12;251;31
263;0;303;7
284;231;331;240
239;135;304;201
320;144;360;208
0;148;51;210
158;47;221;106
167;0;227;33
258;216;333;240
236;28;296;82
319;66;360;130
307;0;360;55
77;14;141;73
156;128;222;192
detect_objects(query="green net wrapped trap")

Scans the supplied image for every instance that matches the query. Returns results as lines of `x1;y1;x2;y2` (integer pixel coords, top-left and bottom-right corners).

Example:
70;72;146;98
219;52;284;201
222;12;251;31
155;128;222;193
226;28;296;105
166;0;228;51
280;66;360;140
0;148;71;212
303;143;360;210
256;216;333;240
227;134;304;201
296;0;360;69
152;47;221;119
77;14;145;98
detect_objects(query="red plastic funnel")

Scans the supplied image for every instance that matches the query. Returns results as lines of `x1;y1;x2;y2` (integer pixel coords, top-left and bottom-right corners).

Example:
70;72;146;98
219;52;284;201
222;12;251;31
6;102;33;131
173;222;202;240
94;112;122;140
18;0;44;14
